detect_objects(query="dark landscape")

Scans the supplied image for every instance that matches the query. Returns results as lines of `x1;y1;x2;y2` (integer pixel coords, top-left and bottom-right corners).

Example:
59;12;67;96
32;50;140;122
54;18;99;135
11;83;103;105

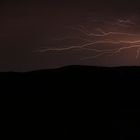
1;65;140;139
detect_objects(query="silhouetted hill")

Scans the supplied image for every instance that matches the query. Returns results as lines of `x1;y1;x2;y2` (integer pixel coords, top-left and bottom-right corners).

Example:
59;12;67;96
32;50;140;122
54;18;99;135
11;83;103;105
1;65;140;139
1;65;140;96
2;65;140;79
1;65;140;107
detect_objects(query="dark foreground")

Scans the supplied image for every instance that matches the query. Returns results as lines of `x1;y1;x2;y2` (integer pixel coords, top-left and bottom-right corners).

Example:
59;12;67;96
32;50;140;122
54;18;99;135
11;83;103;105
1;65;140;139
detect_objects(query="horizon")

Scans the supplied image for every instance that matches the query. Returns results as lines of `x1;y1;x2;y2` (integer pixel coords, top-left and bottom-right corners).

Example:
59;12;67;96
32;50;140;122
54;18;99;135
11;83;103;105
2;65;140;72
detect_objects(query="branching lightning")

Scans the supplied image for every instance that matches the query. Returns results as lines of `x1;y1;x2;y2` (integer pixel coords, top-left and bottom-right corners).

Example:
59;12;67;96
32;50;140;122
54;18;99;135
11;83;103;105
36;18;140;60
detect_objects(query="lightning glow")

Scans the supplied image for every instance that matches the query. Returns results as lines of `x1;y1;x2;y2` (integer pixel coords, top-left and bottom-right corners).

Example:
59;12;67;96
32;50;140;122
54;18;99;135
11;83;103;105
36;18;140;60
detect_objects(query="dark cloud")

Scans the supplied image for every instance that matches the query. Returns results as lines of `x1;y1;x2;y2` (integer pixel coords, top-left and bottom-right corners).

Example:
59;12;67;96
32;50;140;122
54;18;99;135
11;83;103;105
0;0;140;71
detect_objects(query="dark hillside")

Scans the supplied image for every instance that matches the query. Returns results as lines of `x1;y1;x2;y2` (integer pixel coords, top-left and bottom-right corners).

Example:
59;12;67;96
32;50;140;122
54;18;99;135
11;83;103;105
1;65;140;139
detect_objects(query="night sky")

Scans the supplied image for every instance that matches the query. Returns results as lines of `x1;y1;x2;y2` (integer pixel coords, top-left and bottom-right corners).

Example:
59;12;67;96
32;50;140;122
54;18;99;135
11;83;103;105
1;0;140;71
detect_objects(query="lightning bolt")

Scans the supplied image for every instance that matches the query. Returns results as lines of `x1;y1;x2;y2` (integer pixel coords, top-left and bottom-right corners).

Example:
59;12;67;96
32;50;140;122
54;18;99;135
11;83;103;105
36;18;140;60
